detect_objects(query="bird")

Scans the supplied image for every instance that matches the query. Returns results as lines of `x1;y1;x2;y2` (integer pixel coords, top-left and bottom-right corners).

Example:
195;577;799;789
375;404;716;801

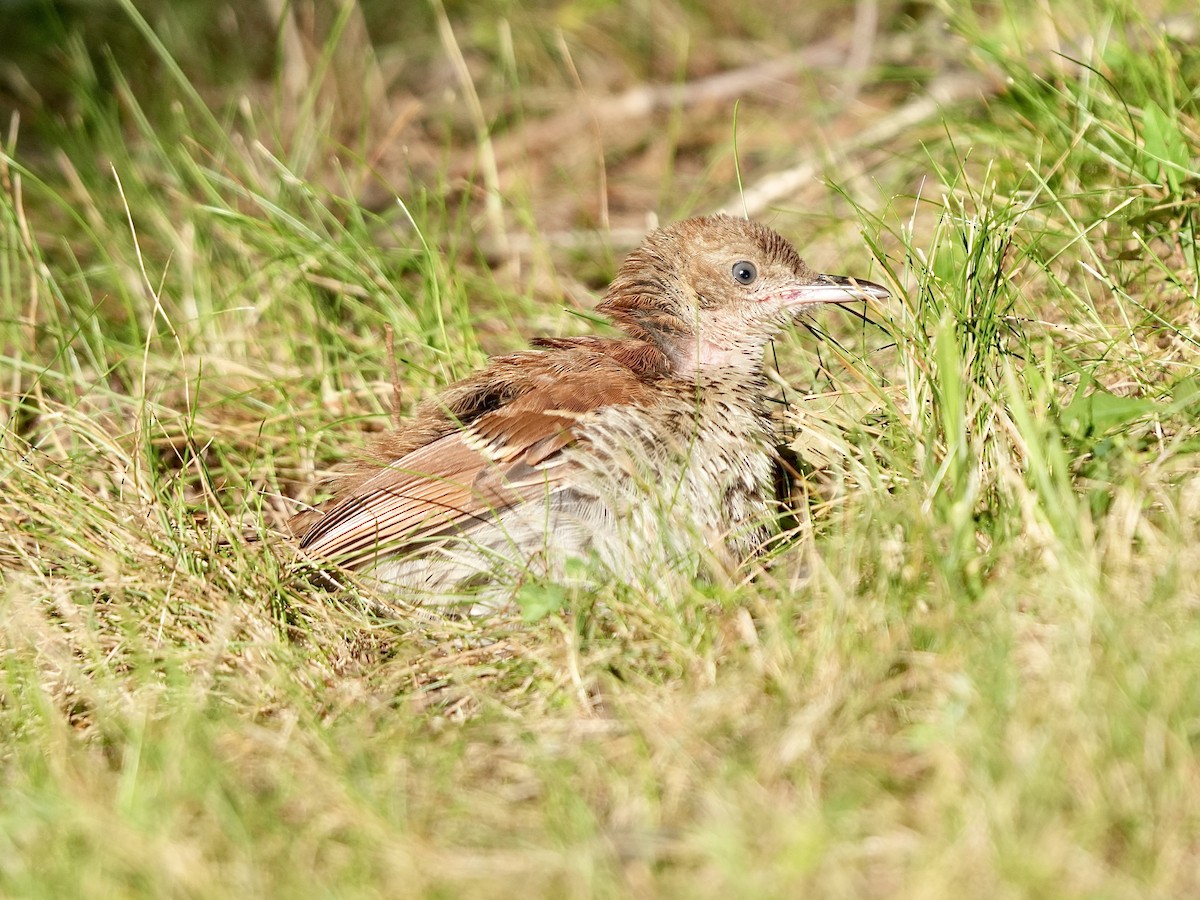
291;214;889;611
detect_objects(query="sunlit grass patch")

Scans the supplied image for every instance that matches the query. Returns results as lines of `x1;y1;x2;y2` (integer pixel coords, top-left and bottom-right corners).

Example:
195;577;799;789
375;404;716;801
3;0;1200;895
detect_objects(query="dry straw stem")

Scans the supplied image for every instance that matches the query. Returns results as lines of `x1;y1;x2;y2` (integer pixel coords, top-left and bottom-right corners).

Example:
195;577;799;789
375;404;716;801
723;70;992;219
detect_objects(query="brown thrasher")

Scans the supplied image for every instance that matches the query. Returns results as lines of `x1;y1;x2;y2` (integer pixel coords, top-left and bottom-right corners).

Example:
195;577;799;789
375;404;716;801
292;214;888;609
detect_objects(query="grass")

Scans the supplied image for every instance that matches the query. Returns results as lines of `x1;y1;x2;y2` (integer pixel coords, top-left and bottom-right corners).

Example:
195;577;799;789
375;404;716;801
3;0;1200;895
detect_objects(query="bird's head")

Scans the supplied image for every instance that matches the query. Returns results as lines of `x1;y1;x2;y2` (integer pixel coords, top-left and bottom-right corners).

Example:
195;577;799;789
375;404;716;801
597;214;889;375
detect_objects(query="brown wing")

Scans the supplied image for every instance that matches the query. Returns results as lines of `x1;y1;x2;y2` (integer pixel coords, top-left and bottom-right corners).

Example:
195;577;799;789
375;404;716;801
297;407;575;568
297;357;658;569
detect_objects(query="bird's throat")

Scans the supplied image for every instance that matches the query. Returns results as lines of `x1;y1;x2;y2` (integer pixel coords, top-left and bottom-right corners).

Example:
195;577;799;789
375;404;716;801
667;335;765;378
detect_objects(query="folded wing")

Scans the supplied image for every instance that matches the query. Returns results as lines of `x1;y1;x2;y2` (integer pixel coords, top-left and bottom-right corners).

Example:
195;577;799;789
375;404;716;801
298;353;660;568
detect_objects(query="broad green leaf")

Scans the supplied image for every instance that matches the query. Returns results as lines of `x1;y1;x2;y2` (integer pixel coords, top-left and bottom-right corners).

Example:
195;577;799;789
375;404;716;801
1143;102;1189;192
514;580;568;622
1061;383;1158;438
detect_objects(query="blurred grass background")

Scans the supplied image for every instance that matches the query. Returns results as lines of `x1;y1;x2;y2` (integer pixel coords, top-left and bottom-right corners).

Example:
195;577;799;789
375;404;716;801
2;0;1200;896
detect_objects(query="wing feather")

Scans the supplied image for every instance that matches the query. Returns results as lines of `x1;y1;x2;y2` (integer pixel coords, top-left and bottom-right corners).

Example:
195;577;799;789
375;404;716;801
300;410;577;567
298;349;664;570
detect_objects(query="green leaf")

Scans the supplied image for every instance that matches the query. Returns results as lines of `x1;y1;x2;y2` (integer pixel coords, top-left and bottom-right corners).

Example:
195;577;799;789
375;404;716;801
514;580;568;622
1143;102;1189;193
1061;382;1158;438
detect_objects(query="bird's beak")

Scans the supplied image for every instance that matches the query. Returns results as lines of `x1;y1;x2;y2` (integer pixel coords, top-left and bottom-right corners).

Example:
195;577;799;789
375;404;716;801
778;274;891;307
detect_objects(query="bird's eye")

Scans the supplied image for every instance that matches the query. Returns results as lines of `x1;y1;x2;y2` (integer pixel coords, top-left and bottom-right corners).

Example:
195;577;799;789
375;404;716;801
731;260;758;285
